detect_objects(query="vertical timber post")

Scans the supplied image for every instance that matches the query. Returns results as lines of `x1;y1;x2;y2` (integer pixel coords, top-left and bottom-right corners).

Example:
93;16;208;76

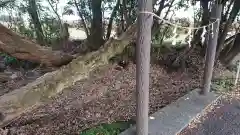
136;0;153;134
201;3;222;95
234;61;240;86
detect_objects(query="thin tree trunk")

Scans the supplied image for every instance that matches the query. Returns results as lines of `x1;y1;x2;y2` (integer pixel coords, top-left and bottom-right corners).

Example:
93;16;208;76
172;0;209;68
197;0;211;56
193;0;209;46
89;0;104;50
74;0;90;37
27;0;45;45
123;0;131;28
120;1;125;31
156;0;166;15
222;0;234;22
47;0;71;51
151;0;166;36
216;0;240;59
162;0;174;19
46;0;64;36
152;0;174;36
106;0;120;40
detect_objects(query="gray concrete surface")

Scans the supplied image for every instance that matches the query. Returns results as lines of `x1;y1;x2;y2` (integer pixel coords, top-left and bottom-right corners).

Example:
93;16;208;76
120;89;219;135
179;96;240;135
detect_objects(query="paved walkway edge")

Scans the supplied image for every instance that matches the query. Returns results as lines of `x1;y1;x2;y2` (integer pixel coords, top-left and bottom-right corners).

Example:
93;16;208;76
120;89;219;135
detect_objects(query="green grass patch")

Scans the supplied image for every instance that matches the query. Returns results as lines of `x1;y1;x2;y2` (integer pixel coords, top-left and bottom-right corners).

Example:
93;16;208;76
212;78;234;92
80;120;135;135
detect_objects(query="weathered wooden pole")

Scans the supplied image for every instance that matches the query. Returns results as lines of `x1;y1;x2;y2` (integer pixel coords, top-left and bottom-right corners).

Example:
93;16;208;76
234;61;240;86
136;0;153;134
201;3;222;95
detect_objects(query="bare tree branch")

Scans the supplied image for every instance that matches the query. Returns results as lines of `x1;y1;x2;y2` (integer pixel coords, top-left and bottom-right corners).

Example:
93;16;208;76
222;0;234;21
106;0;120;40
0;0;15;8
156;0;166;16
216;0;240;58
74;0;90;37
46;0;62;26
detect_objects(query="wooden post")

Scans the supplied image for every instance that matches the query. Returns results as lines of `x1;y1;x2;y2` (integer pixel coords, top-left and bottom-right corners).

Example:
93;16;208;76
234;61;240;86
201;3;222;95
136;0;152;134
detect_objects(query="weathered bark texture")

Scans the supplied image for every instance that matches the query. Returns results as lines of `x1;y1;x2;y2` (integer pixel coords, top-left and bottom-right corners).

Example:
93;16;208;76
136;0;153;133
151;0;166;35
0;24;73;66
27;0;45;45
202;4;222;95
0;25;136;127
89;0;104;50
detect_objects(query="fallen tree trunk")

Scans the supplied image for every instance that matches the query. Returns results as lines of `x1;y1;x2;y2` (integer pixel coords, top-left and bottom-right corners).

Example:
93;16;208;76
0;24;74;67
0;24;136;127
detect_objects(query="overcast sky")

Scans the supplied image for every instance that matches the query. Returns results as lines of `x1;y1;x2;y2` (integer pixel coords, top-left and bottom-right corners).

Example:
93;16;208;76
41;0;198;22
1;0;199;23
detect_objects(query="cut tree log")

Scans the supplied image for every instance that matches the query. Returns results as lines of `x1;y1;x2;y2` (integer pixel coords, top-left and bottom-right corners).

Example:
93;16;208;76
0;24;136;127
0;23;74;67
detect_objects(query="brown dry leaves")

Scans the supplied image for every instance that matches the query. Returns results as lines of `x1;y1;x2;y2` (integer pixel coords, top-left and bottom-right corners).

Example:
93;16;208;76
5;50;227;135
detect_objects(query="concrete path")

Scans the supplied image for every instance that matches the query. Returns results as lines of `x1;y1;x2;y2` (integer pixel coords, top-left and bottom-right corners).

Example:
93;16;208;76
120;89;219;135
179;95;240;135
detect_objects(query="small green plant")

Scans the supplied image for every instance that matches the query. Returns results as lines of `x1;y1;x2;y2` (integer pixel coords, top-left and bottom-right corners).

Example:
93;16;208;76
4;55;18;65
212;78;234;92
0;53;19;65
80;121;134;135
